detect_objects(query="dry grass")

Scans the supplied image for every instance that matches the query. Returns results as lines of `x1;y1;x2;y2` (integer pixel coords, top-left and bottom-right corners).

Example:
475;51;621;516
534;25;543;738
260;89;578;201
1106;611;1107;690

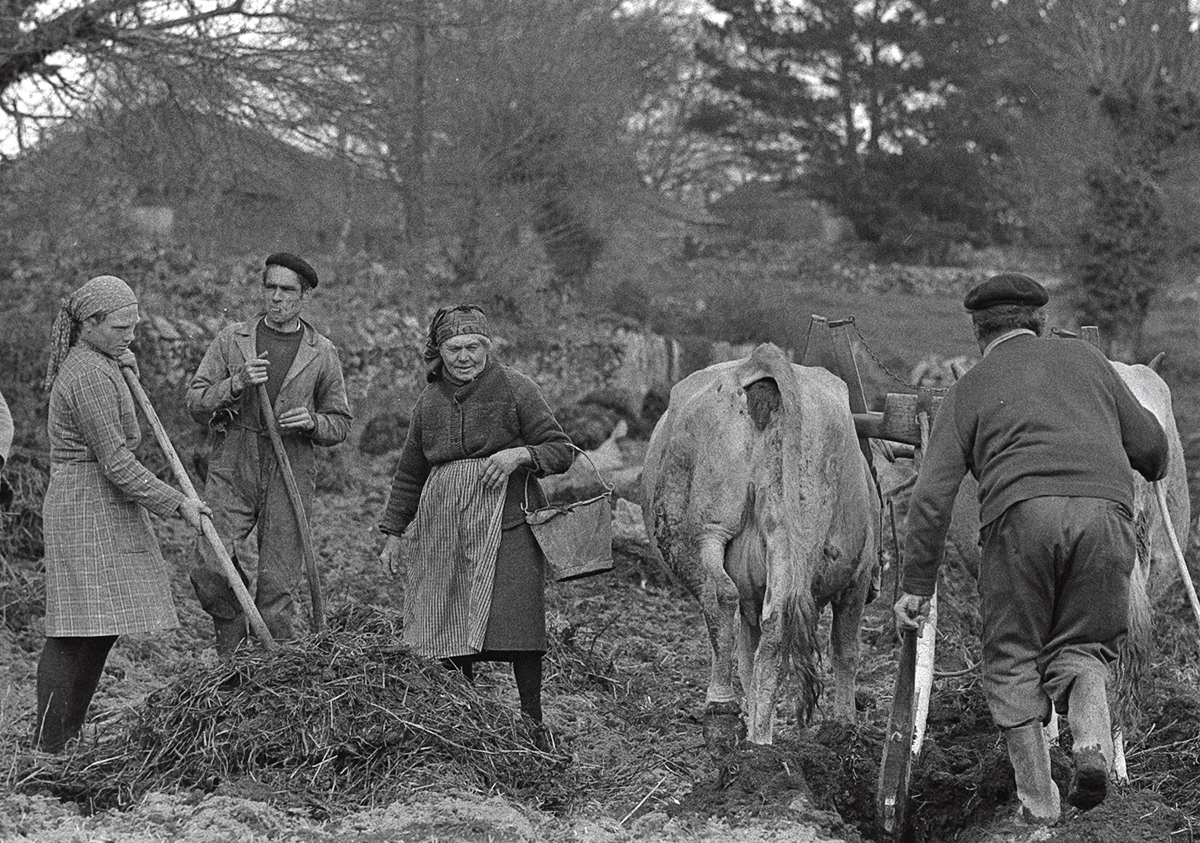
2;595;709;823
6;607;590;817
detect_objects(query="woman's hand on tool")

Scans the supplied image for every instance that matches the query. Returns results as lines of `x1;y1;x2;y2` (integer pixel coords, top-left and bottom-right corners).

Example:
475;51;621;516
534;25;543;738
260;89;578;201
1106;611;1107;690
117;350;141;376
178;497;211;532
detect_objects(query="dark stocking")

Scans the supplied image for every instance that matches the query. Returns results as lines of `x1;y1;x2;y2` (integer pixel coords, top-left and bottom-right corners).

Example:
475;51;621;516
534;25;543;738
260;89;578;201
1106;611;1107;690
441;654;475;682
34;635;117;753
512;652;543;723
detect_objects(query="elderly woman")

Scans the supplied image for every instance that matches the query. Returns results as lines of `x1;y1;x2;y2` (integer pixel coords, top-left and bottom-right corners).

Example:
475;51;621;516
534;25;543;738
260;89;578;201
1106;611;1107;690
37;275;205;753
379;304;573;728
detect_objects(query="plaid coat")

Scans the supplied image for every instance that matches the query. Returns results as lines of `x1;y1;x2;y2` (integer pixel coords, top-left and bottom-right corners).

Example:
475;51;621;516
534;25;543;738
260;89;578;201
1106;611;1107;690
43;346;184;636
0;388;12;465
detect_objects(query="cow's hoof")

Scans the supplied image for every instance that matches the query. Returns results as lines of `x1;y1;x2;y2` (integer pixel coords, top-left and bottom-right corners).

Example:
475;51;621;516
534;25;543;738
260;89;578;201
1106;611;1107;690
703;701;746;771
715;759;740;789
704;700;742;718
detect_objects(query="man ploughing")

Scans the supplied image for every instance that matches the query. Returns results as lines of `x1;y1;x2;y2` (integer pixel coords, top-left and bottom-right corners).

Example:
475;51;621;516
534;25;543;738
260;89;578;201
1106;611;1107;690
187;253;352;657
894;273;1168;823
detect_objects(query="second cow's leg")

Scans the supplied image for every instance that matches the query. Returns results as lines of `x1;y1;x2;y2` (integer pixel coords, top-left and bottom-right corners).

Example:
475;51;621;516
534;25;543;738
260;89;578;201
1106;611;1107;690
699;533;745;765
745;606;783;744
700;532;739;705
735;610;760;721
829;554;871;721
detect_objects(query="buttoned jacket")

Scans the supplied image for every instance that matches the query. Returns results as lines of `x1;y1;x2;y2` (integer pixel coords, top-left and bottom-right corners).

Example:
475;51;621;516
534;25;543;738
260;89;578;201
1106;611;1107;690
186;315;352;495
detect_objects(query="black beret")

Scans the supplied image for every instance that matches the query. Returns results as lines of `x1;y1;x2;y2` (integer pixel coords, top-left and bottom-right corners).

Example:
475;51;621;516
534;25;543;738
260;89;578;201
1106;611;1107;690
964;273;1048;311
264;252;319;289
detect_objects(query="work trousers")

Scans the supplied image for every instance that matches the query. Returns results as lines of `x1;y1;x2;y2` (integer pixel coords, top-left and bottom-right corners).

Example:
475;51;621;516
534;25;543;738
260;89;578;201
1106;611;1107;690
978;495;1134;728
190;444;312;646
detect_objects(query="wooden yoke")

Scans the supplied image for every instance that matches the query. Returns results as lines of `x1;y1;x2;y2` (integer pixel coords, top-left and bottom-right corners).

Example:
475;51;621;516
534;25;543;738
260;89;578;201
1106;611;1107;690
800;314;942;450
827;318;875;468
854;392;943;449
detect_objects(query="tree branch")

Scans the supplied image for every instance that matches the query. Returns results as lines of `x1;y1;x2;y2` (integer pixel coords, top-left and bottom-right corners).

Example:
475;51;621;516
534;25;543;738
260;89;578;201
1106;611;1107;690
0;0;137;98
138;0;244;32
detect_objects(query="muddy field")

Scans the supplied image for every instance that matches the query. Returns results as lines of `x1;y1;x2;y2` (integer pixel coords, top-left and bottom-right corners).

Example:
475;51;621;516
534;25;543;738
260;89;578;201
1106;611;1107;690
3;447;1200;843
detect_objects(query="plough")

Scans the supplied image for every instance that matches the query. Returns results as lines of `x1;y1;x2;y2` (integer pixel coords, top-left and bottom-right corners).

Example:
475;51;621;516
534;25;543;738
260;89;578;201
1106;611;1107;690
800;314;938;840
801;315;1199;840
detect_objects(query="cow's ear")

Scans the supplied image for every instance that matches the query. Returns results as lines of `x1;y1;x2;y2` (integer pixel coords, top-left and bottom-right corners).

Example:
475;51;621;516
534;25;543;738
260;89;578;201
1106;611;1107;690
1148;352;1165;372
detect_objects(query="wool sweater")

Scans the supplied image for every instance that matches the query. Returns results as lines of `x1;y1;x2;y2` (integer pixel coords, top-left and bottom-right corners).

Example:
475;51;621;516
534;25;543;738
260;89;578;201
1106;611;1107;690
902;334;1168;597
380;359;574;535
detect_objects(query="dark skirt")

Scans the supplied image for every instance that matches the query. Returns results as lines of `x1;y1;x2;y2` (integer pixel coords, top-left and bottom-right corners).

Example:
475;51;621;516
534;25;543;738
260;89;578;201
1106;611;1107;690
483;522;547;652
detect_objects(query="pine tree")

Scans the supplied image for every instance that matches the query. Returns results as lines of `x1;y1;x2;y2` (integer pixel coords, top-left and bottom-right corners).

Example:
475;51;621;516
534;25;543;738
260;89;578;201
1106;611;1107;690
694;0;1020;260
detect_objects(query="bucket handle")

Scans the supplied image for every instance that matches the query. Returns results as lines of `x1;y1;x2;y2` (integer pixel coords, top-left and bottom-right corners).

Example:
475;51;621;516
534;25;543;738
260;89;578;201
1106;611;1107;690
522;444;614;516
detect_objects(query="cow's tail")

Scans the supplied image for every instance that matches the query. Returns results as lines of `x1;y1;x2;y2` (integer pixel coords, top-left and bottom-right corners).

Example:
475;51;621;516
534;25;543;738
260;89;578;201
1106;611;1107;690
744;368;824;724
1116;529;1153;732
781;589;823;725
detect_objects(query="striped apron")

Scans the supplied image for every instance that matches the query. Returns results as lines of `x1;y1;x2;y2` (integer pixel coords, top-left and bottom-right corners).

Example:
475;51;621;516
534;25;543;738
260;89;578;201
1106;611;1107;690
403;459;506;658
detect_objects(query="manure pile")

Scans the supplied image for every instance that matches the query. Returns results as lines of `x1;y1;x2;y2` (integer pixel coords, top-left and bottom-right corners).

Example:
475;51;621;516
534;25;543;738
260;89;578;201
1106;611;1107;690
15;606;607;816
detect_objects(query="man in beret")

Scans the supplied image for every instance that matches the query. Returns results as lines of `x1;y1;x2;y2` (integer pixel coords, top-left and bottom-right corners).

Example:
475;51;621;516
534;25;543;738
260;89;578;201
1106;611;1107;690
893;273;1168;823
186;253;352;657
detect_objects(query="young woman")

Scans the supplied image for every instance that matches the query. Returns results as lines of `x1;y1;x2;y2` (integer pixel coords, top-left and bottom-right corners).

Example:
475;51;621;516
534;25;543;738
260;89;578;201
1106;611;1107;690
37;275;205;753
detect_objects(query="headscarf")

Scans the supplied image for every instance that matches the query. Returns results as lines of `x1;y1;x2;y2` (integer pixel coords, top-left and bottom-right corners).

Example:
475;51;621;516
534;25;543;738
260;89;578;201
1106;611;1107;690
44;275;138;391
422;304;490;382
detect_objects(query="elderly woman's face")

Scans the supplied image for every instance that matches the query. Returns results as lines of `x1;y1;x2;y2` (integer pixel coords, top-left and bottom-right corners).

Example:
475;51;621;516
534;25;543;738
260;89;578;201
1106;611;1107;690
440;333;488;382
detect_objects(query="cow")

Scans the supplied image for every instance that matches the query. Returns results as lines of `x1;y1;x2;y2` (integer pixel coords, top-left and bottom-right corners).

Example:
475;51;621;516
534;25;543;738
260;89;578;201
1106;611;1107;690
641;342;880;765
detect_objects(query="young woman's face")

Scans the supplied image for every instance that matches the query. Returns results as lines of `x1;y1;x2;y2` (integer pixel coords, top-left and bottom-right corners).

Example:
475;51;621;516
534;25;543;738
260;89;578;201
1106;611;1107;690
80;303;139;359
439;334;489;382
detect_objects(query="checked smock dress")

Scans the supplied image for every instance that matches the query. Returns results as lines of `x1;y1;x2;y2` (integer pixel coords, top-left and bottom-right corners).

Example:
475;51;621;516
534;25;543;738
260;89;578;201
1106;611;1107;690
42;346;185;636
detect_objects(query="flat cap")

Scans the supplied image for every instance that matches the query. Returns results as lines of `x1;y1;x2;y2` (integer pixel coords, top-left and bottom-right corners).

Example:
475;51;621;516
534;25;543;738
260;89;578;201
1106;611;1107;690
964;273;1048;311
265;252;319;289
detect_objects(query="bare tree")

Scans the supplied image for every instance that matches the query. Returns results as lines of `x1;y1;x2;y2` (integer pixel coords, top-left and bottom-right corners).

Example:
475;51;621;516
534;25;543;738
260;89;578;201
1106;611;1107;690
271;0;680;286
0;0;276;152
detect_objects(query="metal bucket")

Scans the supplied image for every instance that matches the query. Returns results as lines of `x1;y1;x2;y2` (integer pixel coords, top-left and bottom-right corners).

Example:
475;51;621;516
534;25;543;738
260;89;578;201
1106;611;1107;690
523;449;614;582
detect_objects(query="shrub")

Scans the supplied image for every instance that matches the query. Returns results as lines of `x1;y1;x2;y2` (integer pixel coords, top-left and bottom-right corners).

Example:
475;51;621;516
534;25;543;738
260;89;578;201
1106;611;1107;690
555;403;620;450
358;410;410;456
609;279;652;324
631;387;669;440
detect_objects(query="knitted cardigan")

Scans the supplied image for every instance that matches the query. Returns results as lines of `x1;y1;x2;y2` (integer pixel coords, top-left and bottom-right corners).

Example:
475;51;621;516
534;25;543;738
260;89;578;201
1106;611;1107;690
902;335;1168;596
380;358;573;535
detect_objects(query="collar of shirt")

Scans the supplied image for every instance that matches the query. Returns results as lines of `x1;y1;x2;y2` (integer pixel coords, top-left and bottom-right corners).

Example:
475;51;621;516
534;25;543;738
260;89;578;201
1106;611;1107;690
983;328;1036;357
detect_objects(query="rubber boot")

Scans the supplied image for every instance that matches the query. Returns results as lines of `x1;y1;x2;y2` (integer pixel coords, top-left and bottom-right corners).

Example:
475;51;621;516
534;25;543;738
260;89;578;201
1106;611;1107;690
214;617;248;661
1005;721;1061;824
1066;673;1112;810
